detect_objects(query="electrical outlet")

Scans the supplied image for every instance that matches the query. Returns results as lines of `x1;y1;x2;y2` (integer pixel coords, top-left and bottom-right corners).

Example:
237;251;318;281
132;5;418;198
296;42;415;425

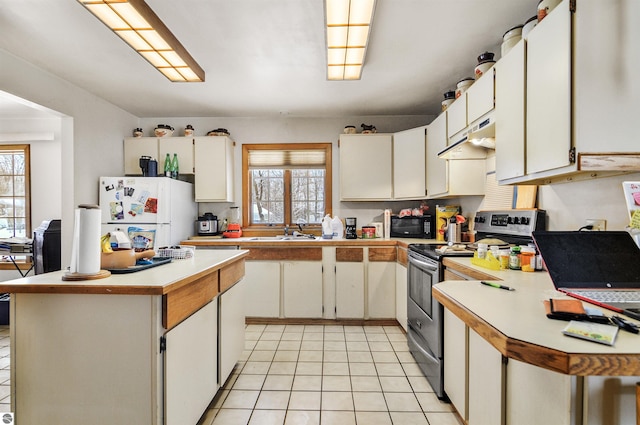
585;219;606;231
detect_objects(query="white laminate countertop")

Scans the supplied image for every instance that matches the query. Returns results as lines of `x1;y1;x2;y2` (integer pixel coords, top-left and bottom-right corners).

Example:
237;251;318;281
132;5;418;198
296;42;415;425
0;250;248;295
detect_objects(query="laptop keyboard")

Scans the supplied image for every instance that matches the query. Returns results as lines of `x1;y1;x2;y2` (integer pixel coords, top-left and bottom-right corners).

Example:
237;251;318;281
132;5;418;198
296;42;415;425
572;291;640;303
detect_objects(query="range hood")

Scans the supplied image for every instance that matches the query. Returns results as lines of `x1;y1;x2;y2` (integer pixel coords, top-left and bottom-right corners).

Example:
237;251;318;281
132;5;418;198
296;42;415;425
438;112;495;160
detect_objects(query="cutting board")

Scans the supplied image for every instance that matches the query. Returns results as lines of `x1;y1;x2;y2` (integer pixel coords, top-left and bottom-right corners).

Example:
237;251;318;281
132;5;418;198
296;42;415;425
515;185;538;209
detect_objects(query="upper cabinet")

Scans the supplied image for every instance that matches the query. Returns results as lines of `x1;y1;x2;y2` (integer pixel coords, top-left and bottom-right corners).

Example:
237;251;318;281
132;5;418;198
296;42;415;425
496;0;640;185
159;138;195;175
339;134;393;201
194;136;235;202
393;126;427;199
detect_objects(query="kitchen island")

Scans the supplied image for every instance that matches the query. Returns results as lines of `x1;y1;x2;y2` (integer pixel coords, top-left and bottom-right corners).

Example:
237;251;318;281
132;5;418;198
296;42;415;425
0;249;248;425
433;259;640;424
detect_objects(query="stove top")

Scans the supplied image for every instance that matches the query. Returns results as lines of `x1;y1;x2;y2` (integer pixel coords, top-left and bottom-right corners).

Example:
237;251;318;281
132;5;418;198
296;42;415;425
409;209;547;261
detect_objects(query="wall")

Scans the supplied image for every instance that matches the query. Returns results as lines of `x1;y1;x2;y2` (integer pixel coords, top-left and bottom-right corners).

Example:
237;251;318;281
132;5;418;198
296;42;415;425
0;48;139;267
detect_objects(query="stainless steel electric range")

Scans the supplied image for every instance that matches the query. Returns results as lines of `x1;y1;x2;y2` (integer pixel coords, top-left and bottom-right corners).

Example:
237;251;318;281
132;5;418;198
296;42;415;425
406;209;546;400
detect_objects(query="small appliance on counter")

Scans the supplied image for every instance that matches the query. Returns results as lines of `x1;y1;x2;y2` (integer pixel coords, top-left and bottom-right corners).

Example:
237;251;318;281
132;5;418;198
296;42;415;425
345;217;357;239
223;223;242;238
197;213;219;236
390;215;433;239
139;156;157;177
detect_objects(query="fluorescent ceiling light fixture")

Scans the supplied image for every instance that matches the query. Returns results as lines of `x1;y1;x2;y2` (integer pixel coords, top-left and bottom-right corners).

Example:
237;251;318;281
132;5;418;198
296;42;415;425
78;0;205;82
325;0;376;80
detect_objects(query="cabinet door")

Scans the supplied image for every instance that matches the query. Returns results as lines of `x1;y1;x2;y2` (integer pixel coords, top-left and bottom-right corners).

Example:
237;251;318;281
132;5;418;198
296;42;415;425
339;134;393;200
526;0;571;174
194;136;234;202
495;40;526;181
468;331;503;425
467;70;495;123
443;309;468;421
159;137;195;175
367;261;395;318
446;95;467;138
426;113;448;197
393;126;427;199
335;262;365;319
219;279;246;386
447;159;486;196
124;137;158;175
165;300;218;425
244;261;281;318
395;263;407;331
283;261;323;318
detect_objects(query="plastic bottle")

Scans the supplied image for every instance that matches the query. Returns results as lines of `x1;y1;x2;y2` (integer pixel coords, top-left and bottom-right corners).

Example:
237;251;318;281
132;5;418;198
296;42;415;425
170;153;179;179
509;246;522;270
163;153;171;177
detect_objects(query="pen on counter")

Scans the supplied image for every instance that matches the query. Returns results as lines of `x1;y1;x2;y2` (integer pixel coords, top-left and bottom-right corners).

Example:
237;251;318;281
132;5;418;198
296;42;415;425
480;281;515;291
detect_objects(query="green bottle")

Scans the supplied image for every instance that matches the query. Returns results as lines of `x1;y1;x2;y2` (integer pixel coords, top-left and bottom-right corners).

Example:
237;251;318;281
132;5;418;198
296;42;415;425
163;153;171;177
171;153;179;179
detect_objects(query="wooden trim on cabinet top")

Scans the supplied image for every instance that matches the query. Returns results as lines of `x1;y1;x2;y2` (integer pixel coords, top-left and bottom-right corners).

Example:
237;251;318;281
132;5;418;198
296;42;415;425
163;270;219;330
220;259;245;293
397;246;408;267
368;247;397;262
244;247;322;261
336;247;364;262
433;287;640;376
443;257;500;281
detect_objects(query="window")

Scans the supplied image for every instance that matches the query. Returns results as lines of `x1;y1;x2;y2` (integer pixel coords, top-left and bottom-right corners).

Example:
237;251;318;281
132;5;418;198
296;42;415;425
0;145;30;238
242;143;332;229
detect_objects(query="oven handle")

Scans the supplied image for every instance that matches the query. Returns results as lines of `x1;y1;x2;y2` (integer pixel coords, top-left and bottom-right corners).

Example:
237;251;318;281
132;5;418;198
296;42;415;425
409;256;439;272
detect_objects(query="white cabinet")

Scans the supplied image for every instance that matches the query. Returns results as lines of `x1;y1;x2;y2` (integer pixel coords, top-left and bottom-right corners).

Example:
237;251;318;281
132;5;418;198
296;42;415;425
244;261;281;318
526;1;571;175
219;279;246;386
395;262;407;331
426;113;486;199
159;137;195;175
165;299;218;425
367;260;395;319
194;136;235;202
467;69;495;124
339;134;393;200
124;137;160;175
283;261;323;318
393;126;427;199
336;261;365;319
467;331;504;425
446;96;467;138
426;113;448;197
495;40;526;181
443;308;468;422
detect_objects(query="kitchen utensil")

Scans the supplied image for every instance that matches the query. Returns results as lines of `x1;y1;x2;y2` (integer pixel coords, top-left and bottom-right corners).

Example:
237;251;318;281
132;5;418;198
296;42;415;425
100;248;155;270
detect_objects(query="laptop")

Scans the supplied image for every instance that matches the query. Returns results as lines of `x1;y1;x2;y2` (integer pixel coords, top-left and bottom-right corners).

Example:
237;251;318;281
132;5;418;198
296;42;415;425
532;231;640;321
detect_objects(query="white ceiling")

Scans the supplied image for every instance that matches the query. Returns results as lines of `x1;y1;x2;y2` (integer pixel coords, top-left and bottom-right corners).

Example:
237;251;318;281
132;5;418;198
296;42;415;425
0;0;538;119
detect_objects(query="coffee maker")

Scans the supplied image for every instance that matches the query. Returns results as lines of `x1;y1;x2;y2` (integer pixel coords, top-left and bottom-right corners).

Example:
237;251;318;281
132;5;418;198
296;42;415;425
139;156;157;177
345;217;357;239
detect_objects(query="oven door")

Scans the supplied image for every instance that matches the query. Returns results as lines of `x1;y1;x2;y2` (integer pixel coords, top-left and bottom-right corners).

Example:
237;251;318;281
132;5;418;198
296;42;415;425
407;251;442;357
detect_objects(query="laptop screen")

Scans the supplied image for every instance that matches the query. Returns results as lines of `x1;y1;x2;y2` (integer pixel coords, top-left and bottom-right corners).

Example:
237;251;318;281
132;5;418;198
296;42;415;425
532;231;640;289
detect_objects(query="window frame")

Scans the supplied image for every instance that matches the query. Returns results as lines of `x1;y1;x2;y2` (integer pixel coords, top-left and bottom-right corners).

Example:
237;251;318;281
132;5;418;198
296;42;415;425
242;143;332;233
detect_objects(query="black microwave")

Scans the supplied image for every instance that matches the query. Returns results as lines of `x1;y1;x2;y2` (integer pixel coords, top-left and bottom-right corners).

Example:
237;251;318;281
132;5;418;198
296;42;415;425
390;215;433;239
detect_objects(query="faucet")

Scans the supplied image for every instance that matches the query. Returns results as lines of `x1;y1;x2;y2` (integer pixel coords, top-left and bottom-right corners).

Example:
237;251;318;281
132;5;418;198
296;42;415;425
284;224;289;236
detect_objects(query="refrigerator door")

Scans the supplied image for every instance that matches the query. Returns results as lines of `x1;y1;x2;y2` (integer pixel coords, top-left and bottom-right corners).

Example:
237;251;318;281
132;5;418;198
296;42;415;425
99;177;167;224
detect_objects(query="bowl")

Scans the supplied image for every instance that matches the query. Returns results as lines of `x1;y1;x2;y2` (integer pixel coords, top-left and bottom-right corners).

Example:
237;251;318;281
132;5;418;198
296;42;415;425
344;125;356;134
522;16;537;39
455;78;474;98
503;25;523;42
154;124;174;138
474;61;496;79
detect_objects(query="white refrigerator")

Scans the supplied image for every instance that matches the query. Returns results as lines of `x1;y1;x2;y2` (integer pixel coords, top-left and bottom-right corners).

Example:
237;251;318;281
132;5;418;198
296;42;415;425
99;176;197;249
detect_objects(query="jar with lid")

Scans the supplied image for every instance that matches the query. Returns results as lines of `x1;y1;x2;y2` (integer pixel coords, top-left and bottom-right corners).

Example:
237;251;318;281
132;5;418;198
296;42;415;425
520;247;536;272
476;243;488;259
509;246;521;270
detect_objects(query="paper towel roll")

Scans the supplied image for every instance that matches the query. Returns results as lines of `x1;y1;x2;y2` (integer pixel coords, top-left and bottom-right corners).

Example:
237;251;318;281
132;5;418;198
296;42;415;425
71;204;101;274
384;209;391;240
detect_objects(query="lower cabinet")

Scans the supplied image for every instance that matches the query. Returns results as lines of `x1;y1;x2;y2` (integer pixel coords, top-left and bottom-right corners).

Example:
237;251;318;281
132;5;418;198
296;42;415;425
336;261;365;319
367;259;396;319
244;261;281;318
395;262;407;331
283;261;323;318
165;300;218;425
219;279;246;386
443;308;467;421
467;331;504;425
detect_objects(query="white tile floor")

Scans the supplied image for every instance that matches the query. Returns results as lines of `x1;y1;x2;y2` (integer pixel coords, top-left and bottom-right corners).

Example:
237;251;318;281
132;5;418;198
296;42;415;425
198;324;462;425
0;324;462;424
